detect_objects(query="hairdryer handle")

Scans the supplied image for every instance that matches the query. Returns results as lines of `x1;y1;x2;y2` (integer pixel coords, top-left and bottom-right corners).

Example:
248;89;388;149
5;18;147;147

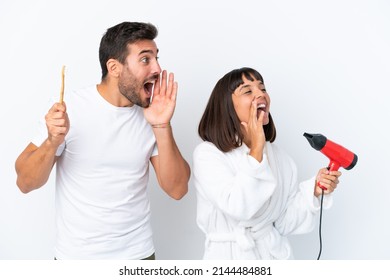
317;161;340;190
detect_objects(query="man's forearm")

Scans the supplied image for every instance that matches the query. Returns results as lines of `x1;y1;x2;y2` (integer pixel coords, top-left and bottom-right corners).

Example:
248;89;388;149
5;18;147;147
15;140;58;193
152;127;190;199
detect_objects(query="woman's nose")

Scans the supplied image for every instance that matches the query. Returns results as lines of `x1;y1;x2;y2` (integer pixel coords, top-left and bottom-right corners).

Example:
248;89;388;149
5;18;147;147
255;91;264;99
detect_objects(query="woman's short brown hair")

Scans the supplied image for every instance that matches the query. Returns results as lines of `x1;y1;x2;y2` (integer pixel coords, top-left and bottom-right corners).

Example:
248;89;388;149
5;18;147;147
198;67;276;152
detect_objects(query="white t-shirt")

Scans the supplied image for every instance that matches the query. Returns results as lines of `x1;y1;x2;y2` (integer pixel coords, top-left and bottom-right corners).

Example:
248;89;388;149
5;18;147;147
32;85;158;259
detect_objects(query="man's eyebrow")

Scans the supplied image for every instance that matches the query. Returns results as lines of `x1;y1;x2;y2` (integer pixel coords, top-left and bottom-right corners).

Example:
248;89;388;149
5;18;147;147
139;50;154;55
139;48;159;55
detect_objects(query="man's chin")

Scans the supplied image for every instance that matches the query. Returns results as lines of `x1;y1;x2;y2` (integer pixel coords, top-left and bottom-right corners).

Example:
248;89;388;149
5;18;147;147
140;98;151;108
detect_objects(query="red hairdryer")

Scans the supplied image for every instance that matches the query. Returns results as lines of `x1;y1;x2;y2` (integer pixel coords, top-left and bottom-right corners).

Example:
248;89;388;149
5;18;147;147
303;132;358;190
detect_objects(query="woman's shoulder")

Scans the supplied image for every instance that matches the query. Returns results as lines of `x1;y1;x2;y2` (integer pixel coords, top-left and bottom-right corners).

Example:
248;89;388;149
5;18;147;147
194;141;219;154
193;141;233;162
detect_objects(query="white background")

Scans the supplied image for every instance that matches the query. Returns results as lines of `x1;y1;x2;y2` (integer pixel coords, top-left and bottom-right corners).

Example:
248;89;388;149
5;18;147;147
0;0;389;260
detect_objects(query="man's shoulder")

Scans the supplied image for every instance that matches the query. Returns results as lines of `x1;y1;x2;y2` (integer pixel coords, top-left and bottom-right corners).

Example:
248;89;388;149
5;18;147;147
72;84;98;96
64;84;98;105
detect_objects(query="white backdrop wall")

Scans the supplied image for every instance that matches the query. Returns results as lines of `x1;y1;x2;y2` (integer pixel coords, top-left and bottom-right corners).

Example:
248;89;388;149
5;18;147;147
1;0;389;260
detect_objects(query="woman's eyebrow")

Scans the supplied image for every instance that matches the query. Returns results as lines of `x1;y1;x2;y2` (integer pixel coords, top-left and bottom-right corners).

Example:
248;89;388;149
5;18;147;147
239;84;250;93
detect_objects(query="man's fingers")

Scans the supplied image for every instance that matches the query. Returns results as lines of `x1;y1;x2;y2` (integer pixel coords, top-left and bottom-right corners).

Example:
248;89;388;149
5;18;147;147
166;72;175;99
160;70;167;96
171;81;178;102
45;110;67;124
153;74;161;96
47;118;68;127
48;102;67;114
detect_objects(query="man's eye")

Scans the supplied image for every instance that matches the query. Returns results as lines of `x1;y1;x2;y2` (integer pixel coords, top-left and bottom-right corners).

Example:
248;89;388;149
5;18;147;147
244;91;252;95
141;57;149;63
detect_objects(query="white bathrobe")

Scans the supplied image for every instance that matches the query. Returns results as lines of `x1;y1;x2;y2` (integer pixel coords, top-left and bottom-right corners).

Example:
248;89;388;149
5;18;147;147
193;141;332;259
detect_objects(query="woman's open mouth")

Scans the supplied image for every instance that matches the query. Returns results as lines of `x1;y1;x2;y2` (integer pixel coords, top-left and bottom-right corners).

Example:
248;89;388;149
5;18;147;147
256;103;267;118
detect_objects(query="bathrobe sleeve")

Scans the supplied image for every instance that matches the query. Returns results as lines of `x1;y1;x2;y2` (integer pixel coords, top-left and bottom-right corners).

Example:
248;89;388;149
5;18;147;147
273;152;333;235
193;142;277;221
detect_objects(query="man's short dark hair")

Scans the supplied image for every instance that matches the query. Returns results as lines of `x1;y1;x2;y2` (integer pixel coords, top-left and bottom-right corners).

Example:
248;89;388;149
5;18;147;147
99;22;158;79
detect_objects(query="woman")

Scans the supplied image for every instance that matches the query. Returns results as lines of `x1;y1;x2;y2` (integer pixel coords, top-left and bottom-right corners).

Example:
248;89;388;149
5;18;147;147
193;67;341;259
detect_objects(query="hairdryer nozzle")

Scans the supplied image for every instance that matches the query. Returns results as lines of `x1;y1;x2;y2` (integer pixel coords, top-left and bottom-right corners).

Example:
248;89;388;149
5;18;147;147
303;132;327;151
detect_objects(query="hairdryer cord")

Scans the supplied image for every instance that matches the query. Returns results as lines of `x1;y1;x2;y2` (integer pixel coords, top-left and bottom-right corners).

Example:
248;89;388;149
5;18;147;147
317;188;324;260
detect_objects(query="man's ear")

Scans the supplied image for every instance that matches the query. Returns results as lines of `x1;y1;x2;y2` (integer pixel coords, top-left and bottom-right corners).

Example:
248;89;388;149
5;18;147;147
106;58;122;78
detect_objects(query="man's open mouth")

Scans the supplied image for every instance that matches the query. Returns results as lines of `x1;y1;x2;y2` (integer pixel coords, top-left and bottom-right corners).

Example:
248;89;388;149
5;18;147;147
144;82;154;97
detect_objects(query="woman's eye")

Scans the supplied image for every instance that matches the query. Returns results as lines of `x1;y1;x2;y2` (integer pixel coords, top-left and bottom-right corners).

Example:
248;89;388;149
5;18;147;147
244;91;252;95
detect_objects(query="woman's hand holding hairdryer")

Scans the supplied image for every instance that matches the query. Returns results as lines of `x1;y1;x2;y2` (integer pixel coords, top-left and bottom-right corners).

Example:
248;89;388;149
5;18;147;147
314;168;342;197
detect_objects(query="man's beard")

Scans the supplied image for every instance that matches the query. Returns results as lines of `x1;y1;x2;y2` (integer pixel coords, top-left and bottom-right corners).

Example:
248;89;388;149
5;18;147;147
118;74;150;108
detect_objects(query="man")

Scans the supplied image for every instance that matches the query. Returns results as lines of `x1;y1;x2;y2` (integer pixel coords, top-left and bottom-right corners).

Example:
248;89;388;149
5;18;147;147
15;22;190;260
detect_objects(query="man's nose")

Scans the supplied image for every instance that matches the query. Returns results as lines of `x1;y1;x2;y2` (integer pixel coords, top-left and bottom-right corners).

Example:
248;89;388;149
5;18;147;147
151;60;162;75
